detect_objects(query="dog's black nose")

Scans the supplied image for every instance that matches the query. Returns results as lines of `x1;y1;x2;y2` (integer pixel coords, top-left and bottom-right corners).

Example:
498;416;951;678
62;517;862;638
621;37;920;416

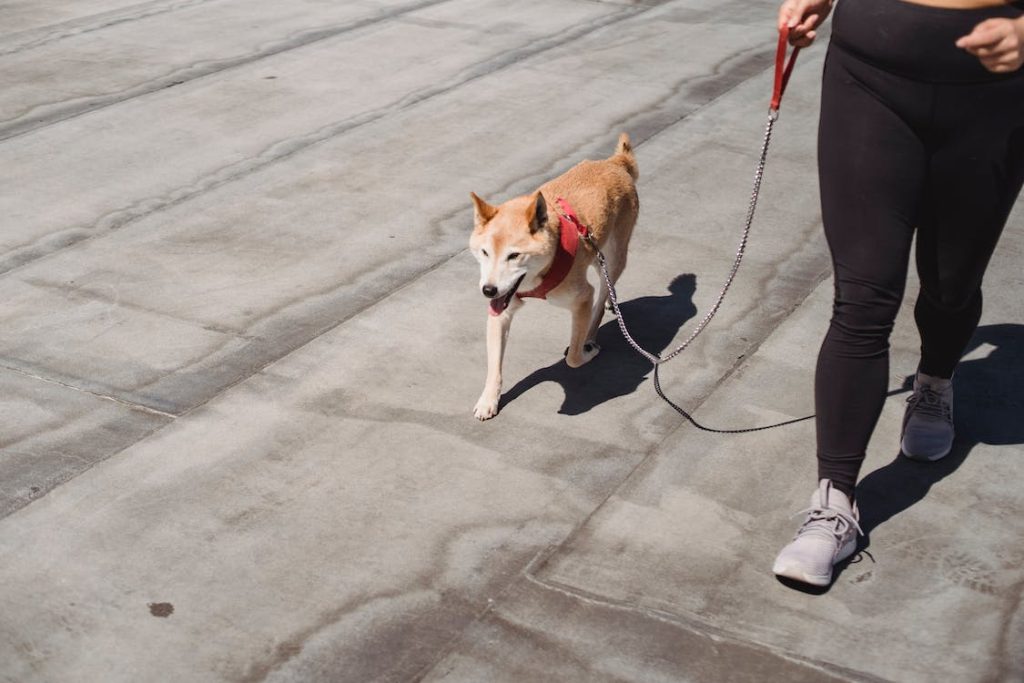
482;284;498;298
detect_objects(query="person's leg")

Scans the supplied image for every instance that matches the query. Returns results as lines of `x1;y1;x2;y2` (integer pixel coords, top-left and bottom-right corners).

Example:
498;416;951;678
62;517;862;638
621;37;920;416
773;46;928;586
901;77;1024;460
914;80;1024;379
777;0;1024;587
813;45;930;499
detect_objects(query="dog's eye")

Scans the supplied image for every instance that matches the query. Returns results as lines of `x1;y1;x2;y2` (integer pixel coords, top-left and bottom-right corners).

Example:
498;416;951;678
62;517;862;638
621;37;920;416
481;249;489;257
507;252;521;261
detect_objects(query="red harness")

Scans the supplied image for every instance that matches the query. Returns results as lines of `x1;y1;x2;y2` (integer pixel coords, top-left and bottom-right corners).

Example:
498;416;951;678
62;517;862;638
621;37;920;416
519;197;590;300
488;197;591;316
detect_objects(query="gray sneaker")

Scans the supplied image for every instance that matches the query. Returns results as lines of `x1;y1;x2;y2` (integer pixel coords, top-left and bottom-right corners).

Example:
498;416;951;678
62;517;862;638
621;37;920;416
901;373;954;462
773;479;862;587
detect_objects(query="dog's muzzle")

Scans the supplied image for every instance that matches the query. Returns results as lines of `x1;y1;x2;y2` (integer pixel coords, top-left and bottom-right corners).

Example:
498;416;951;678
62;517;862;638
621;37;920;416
488;274;525;316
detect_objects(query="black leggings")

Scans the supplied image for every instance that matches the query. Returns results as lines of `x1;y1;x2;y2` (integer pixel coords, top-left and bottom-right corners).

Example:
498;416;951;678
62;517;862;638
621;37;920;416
815;0;1024;497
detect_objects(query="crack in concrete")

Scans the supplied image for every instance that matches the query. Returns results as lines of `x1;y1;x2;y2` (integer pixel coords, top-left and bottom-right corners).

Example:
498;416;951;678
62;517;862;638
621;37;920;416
0;6;661;419
519;558;886;682
3;21;810;534
480;42;776;214
0;0;216;56
1;4;826;555
0;0;455;141
234;588;410;683
0;363;178;419
21;277;253;337
0;4;640;277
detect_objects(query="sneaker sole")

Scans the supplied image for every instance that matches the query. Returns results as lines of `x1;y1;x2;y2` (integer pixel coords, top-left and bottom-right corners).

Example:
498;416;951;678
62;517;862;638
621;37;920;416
772;560;832;586
772;538;858;587
900;436;952;462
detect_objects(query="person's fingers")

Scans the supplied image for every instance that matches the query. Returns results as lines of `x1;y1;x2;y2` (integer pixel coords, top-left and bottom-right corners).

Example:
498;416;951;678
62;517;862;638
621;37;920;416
954;17;1024;71
778;1;794;30
982;49;1021;72
788;12;819;44
788;6;806;28
956;19;1008;50
978;33;1013;55
793;30;817;48
972;34;1016;60
779;0;828;46
796;13;819;33
980;40;1020;69
778;0;807;29
981;56;1004;72
957;26;1003;51
780;0;813;29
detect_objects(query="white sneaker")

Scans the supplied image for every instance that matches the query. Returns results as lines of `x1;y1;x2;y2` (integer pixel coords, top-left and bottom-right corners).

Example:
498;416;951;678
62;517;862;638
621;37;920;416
901;372;954;462
773;479;862;587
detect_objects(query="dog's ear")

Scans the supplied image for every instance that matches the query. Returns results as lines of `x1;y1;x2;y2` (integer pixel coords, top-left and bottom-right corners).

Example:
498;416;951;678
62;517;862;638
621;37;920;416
470;192;497;229
528;191;548;234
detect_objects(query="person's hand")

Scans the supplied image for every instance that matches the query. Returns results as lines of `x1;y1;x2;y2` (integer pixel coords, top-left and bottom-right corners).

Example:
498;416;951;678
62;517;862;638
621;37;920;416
956;17;1024;73
778;0;834;47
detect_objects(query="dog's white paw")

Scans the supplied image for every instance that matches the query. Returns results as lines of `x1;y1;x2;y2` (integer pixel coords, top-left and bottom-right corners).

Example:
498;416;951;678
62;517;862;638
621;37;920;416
474;395;499;421
566;341;601;368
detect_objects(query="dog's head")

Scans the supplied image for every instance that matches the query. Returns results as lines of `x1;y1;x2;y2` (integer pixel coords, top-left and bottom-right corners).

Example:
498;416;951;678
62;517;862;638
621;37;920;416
468;190;554;314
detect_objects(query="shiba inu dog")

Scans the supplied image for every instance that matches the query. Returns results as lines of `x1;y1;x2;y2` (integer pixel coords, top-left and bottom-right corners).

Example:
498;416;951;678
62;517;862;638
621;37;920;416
469;133;639;420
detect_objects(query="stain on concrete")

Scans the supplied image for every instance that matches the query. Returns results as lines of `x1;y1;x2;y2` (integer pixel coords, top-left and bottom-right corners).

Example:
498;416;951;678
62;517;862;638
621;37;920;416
148;602;174;618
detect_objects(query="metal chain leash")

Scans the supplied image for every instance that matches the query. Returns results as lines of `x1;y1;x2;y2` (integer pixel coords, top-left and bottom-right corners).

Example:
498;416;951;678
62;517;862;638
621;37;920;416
588;109;779;367
650;363;814;434
584;107;814;434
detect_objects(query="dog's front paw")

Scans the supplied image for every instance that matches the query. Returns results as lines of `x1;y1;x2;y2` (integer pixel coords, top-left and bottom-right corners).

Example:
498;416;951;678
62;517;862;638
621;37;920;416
473;395;500;421
565;341;601;368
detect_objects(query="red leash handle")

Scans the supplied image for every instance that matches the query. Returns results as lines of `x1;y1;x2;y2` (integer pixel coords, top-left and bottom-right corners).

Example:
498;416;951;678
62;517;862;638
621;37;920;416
771;25;801;111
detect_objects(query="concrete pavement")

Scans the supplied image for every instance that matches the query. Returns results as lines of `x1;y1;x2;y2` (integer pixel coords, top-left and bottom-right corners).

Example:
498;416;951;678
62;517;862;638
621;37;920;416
1;1;1021;681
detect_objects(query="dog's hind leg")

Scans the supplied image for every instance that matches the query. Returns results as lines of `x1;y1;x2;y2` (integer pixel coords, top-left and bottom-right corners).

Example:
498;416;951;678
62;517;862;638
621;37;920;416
585;234;627;343
566;283;601;368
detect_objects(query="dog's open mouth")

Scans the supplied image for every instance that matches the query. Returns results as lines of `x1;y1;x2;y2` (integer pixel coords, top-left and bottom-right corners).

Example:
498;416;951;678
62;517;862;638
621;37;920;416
488;274;526;316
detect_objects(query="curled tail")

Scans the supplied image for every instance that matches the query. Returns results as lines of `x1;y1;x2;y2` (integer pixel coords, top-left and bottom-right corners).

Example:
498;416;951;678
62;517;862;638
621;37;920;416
613;132;638;180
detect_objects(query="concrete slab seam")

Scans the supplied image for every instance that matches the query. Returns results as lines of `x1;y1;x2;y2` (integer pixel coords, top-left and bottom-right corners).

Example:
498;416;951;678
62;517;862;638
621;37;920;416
509;40;775;192
1;20;818;484
407;546;566;683
512;49;834;561
0;0;459;141
0;7;830;537
630;43;779;148
0;4;646;278
520;554;884;683
640;27;830;152
0;362;178;419
0;0;216;56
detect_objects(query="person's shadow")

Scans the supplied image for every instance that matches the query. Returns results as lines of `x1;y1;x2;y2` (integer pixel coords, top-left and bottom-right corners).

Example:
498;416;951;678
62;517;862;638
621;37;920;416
777;323;1024;593
498;274;698;415
851;323;1024;558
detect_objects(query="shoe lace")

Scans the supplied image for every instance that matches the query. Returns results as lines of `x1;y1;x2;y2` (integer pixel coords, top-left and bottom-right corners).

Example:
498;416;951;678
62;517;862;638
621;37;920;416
906;385;952;422
793;505;863;542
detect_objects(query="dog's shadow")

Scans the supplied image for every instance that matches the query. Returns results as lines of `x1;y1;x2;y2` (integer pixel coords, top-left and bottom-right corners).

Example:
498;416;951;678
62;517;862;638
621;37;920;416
499;273;698;416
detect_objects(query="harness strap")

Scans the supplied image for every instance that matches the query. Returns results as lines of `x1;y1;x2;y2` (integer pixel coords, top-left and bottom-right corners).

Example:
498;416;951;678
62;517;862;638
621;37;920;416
517;197;590;300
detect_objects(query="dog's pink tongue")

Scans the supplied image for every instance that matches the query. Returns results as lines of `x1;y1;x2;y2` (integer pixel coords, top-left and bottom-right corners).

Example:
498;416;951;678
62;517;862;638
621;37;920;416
489;297;505;316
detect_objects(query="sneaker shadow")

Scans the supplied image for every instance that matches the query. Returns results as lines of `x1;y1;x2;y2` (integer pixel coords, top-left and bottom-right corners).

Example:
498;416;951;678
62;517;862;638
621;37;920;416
853;323;1024;558
498;274;698;416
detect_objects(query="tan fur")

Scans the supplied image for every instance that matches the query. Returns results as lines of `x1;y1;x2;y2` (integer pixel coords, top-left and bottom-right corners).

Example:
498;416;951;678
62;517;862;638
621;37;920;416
469;133;639;420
